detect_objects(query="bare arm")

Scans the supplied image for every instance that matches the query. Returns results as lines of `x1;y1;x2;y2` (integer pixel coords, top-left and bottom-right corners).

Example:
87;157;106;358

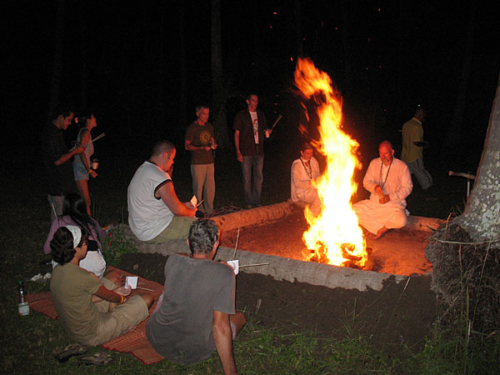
54;145;85;166
234;130;243;163
94;285;122;304
157;181;196;217
213;310;238;375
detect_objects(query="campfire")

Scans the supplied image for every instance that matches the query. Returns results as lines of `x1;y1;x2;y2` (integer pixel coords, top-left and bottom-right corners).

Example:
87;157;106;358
294;58;368;268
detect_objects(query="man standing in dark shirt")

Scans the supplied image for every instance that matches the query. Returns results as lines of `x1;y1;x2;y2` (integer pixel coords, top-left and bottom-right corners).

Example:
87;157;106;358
41;107;85;221
185;104;217;216
233;93;271;208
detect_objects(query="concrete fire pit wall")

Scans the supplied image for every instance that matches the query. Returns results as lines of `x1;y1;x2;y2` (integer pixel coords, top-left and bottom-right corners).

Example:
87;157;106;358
125;201;445;292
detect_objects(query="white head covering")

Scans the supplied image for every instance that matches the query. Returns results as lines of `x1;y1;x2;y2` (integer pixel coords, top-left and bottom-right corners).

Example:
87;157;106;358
65;225;82;249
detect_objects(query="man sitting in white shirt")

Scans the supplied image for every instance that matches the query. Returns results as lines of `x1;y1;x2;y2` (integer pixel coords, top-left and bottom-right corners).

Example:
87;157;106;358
127;140;197;243
353;140;413;239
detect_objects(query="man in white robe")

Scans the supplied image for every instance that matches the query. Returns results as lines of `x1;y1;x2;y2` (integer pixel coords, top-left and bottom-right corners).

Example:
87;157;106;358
291;143;321;217
353;141;413;239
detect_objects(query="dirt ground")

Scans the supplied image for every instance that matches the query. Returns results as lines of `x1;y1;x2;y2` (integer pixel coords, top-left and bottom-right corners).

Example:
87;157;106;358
219;208;433;276
119;210;437;354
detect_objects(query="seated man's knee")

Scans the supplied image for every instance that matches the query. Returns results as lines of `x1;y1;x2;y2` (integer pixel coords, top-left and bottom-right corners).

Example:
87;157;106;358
388;211;407;229
140;293;154;308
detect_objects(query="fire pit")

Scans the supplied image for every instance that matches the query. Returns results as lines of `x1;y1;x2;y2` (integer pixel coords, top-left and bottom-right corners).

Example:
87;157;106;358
128;202;442;292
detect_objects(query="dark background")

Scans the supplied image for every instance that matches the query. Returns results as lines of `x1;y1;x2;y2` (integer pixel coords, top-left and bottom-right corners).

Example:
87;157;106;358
3;0;499;179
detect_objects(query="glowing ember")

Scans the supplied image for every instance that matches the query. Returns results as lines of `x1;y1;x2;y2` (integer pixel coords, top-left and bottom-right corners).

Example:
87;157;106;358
294;58;368;268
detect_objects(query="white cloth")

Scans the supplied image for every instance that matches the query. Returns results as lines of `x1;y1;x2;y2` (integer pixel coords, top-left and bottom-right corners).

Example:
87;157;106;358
353;157;413;234
127;161;174;241
51;250;106;279
291;157;321;216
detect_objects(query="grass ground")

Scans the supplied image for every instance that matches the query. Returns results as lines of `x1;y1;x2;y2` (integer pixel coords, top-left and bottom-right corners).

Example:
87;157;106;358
1;137;498;374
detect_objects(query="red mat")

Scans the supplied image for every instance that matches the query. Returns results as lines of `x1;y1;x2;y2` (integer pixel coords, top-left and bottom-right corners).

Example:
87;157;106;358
26;266;165;365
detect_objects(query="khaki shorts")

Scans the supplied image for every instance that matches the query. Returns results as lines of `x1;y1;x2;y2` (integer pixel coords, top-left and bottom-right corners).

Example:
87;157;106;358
87;278;149;346
148;216;197;243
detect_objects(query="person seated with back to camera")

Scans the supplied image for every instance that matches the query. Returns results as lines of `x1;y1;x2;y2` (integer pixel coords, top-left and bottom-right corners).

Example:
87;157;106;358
44;193;108;278
146;219;246;375
291;142;322;217
50;225;153;346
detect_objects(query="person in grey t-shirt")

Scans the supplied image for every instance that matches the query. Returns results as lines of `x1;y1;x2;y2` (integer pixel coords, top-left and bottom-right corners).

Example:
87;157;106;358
146;220;246;374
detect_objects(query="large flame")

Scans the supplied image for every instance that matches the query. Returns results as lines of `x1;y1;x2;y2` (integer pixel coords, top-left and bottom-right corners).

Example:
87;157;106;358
294;58;367;268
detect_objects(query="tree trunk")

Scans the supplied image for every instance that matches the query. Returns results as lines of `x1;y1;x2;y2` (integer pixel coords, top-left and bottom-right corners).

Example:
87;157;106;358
452;72;500;242
47;0;65;121
425;73;500;335
293;0;303;58
441;1;476;166
211;0;230;150
177;1;187;133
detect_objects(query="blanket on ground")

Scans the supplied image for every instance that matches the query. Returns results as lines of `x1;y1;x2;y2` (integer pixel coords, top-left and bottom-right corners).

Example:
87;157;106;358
26;266;165;365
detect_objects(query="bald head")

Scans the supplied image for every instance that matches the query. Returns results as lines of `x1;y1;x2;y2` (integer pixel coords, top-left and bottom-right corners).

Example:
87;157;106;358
378;141;394;166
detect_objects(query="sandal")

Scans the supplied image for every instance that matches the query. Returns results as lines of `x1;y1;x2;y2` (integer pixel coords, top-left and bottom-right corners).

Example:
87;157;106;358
52;343;88;362
79;352;114;366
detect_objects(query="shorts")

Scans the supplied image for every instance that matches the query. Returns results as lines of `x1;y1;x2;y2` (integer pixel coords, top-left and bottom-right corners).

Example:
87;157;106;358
73;160;89;181
87;277;149;346
148;216;197;243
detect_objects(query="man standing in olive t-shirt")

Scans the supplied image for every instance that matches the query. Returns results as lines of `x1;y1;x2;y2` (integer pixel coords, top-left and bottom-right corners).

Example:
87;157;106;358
185;105;217;215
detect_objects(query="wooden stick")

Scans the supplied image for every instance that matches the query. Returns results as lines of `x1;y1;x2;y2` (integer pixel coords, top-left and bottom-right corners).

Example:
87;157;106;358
239;262;270;268
51;202;58;218
232;228;240;260
137;287;154;292
271;114;283;129
85;132;105;146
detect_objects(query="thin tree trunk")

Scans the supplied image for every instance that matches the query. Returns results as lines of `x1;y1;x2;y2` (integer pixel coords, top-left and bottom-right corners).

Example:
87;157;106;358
211;0;230;149
47;0;66;121
441;1;476;165
80;1;88;111
178;1;187;132
293;0;303;58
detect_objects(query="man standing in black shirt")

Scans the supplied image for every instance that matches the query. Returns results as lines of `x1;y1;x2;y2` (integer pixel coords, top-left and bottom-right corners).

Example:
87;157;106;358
41;106;85;221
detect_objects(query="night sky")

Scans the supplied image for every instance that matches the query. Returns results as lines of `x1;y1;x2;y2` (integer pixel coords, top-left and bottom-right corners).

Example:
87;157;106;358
4;0;499;171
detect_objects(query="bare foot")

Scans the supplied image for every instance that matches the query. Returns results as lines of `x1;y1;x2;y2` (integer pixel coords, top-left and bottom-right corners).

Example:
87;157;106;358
374;226;388;240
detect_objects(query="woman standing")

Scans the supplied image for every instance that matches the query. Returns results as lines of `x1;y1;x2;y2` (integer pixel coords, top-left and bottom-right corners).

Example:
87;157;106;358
73;113;98;215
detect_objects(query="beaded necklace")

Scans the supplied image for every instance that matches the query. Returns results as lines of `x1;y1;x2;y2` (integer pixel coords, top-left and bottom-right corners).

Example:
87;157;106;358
379;160;393;189
300;158;313;179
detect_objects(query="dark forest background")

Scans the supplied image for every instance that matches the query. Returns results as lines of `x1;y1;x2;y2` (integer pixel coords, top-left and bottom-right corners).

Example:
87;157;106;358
3;0;499;175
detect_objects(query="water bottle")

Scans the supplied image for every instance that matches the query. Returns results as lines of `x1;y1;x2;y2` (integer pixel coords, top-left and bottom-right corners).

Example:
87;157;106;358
18;280;30;316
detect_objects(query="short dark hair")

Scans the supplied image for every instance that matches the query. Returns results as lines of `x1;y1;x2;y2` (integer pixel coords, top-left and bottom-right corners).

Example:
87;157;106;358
50;227;87;265
51;105;73;120
151;140;175;157
246;93;258;101
195;104;210;112
188;220;219;255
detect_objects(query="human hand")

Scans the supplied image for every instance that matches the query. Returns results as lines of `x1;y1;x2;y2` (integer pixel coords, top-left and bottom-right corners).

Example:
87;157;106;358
203;146;211;152
379;195;390;204
184;201;196;210
89;170;98;178
236;151;243;163
374;185;384;197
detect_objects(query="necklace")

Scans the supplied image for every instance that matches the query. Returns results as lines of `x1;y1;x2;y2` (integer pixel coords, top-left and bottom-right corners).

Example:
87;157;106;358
379;160;392;189
300;158;313;179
